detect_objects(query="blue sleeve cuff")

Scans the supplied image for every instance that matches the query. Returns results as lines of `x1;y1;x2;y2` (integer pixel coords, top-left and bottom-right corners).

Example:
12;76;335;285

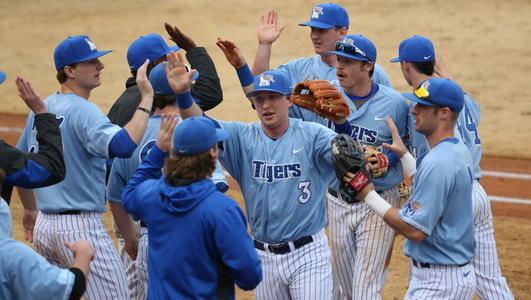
4;160;52;188
388;151;398;166
108;128;137;159
176;91;193;109
149;144;169;168
333;121;353;135
236;64;254;87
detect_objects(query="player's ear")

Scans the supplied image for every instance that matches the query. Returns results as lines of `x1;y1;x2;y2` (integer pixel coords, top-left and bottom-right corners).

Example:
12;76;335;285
63;66;76;79
286;95;293;107
338;27;348;36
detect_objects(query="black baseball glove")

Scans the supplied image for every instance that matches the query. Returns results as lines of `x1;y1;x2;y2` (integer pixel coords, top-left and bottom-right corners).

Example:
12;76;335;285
331;134;373;203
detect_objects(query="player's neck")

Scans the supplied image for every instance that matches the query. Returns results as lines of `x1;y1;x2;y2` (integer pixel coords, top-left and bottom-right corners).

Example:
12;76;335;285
61;82;91;100
427;128;455;148
410;73;431;90
261;120;289;140
345;78;372;97
321;53;337;67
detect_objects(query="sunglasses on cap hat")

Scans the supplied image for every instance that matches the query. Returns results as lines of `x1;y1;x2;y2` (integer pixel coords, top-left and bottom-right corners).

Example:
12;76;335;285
334;41;371;62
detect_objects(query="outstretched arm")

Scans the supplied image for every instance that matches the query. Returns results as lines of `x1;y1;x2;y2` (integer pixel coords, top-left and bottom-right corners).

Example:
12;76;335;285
251;9;286;75
165;23;223;111
216;38;254;99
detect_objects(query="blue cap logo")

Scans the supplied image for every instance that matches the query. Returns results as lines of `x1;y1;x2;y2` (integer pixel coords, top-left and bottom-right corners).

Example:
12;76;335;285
390;35;435;63
404;78;464;113
299;3;349;29
54;35;112;71
259;74;275;87
247;70;292;97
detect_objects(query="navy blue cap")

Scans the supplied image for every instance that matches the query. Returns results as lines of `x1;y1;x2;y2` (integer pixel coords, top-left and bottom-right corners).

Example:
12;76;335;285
390;35;435;63
329;34;377;63
404;78;464;112
54;35;112;71
148;63;199;96
299;3;349;29
127;33;180;71
246;70;292;97
0;71;5;85
173;116;229;155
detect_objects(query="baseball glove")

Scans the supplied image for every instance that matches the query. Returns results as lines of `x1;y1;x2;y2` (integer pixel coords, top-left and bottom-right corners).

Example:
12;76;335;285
331;134;373;203
292;80;349;122
364;146;389;177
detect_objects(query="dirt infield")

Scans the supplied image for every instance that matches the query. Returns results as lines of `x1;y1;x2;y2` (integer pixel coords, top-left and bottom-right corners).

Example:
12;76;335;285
1;0;531;298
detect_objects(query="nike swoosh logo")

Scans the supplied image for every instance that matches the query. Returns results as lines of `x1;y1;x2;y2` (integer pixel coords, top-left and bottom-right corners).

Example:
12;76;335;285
463;271;471;277
293;147;304;154
374;116;387;121
424;55;432;60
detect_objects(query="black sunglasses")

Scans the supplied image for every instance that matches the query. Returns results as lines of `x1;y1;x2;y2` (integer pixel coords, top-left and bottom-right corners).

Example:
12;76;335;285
334;41;372;62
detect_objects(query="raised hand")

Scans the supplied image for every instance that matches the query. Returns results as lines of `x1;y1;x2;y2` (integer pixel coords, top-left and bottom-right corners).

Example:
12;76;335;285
136;59;154;99
164;52;196;94
434;55;454;80
15;77;46;115
156;113;179;152
257;9;286;45
164;23;196;51
216;37;247;68
382;117;408;157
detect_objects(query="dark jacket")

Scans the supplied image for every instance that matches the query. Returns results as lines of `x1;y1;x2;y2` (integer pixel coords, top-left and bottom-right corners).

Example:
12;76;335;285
0;113;65;203
108;47;223;126
122;145;262;300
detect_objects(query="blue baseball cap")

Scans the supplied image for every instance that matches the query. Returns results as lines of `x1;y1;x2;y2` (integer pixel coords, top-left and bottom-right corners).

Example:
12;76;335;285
390;35;435;63
299;3;349;29
0;71;5;85
148;63;199;96
246;70;292;97
54;35;112;71
329;34;377;63
173;116;229;155
127;33;180;71
404;78;464;112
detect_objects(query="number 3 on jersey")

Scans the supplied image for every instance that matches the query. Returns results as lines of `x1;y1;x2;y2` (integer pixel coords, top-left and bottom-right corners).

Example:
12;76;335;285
298;181;312;204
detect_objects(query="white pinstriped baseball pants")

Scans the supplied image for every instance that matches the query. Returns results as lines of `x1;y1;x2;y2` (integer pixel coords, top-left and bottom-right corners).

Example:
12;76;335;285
254;229;333;300
34;212;129;300
471;180;514;299
116;226;148;300
405;260;476;299
328;187;400;300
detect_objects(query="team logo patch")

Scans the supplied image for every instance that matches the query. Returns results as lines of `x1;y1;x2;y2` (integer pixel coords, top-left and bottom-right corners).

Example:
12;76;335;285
311;6;324;19
139;140;156;162
342;37;354;45
404;201;422;216
85;38;97;51
259;74;275;87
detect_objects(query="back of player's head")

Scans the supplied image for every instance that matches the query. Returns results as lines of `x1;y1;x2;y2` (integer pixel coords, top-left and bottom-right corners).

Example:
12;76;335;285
404;78;464;113
164;116;229;182
127;33;180;72
148;63;199;109
247;70;292;98
54;35;112;71
0;71;5;85
299;3;349;29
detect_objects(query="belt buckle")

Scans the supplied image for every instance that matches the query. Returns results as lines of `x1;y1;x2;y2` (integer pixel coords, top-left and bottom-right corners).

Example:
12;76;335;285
268;242;289;254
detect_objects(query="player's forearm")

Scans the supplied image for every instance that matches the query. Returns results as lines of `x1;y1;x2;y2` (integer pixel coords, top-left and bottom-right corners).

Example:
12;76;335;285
17;187;37;210
251;43;272;76
109;202;137;241
176;91;203;119
123;101;151;144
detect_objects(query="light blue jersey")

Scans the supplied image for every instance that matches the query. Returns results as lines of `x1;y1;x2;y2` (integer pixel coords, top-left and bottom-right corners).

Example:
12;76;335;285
400;138;474;265
456;94;482;179
108;116;227;203
17;93;121;212
217;118;336;244
0;198;11;237
277;55;392;88
291;84;409;191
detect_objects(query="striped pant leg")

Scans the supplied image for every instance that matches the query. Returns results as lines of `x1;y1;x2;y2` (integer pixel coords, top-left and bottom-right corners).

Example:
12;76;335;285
255;250;291;300
133;228;149;299
289;230;333;300
327;194;358;300
351;187;399;300
471;181;514;300
43;213;130;300
405;263;476;300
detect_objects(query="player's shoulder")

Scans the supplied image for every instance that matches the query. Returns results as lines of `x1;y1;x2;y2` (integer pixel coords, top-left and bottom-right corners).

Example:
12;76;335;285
374;85;409;108
291;118;334;136
282;54;321;68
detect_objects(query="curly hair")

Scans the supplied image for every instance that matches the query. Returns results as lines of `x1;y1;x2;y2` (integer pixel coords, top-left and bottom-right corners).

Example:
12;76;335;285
163;146;216;186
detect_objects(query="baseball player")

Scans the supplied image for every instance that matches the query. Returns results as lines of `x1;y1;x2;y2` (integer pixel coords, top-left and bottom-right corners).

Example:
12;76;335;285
355;77;476;299
163;49;340;299
107;61;229;299
251;3;392;90
16;35;155;300
391;35;514;299
120;114;262;299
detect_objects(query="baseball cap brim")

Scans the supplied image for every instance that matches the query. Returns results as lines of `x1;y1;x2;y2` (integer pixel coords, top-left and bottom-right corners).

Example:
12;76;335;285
76;50;112;65
390;57;401;63
403;93;434;106
0;71;6;85
328;50;370;62
246;88;290;98
299;21;334;29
